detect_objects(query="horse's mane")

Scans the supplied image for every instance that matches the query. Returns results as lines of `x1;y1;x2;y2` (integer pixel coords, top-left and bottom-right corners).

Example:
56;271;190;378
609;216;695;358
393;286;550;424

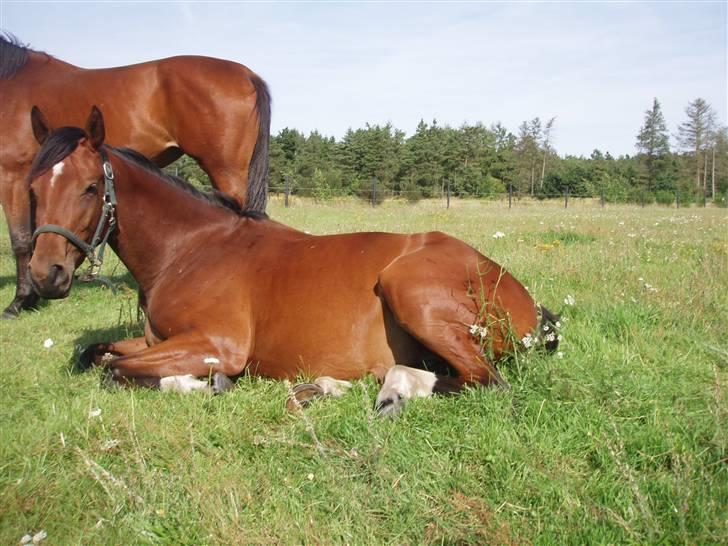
27;127;267;220
0;32;33;79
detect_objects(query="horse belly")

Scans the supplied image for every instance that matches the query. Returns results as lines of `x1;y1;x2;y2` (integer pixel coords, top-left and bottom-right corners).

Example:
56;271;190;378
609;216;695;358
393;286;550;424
247;294;398;380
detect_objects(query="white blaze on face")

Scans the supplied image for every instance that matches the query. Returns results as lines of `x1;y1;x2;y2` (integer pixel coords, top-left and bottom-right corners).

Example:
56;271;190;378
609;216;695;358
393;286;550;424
50;161;65;188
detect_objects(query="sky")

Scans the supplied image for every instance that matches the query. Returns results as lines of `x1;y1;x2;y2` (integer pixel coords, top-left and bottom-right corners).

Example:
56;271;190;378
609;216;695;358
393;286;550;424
1;1;725;157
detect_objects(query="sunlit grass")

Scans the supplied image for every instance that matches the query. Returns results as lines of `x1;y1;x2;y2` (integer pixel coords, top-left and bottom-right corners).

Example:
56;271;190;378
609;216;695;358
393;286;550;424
1;199;726;544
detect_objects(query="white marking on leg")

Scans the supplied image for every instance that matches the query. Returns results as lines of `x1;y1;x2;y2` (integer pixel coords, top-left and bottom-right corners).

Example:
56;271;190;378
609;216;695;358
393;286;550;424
159;374;211;394
375;365;437;416
50;161;65;187
313;376;352;397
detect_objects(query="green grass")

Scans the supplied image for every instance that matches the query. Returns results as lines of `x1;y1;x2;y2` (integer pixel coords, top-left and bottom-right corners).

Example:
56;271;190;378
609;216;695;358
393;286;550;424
1;198;726;544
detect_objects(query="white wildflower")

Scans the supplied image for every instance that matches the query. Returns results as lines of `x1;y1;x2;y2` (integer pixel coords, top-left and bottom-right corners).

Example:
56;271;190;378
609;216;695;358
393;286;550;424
542;323;550;332
20;535;32;545
88;408;101;418
43;338;54;349
555;321;562;329
103;439;120;451
564;294;575;306
522;333;534;349
307;473;314;481
492;231;506;239
557;351;564;359
32;530;47;544
545;332;556;342
469;324;488;340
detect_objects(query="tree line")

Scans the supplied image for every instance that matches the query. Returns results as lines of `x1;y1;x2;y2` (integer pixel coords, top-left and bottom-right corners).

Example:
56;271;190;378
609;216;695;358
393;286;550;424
174;97;727;205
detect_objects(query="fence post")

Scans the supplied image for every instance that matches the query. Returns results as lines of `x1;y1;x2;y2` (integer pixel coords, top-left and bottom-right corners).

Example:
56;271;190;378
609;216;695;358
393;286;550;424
371;177;377;208
564;186;569;209
600;188;605;208
641;192;645;208
508;182;513;209
284;175;290;208
675;190;679;209
704;190;707;208
446;179;451;209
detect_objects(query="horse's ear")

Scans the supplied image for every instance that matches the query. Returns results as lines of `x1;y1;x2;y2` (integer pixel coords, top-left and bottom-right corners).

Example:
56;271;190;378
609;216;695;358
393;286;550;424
30;106;52;145
85;106;105;149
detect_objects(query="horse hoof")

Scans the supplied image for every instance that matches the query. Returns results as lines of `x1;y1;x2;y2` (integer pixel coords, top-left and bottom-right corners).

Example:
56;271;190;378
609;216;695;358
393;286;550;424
211;372;234;394
375;394;404;418
286;383;324;411
77;343;113;370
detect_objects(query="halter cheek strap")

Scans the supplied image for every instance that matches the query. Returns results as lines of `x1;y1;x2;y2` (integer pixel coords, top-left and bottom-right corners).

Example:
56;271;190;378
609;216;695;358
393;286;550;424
31;148;118;282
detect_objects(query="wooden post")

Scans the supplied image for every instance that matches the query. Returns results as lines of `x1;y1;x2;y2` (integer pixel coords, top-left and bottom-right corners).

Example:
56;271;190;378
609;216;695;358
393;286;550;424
675;190;679;209
371;177;377;208
446;179;451;209
508;182;512;209
600;188;605;208
284;175;290;208
564;186;569;209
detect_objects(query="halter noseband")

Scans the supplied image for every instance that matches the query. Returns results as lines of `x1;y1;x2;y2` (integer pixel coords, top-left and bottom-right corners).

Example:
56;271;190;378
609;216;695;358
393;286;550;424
31;148;118;282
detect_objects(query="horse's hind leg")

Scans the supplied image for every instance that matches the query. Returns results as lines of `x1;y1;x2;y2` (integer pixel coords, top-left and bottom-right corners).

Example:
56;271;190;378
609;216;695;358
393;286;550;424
377;261;509;396
286;377;353;410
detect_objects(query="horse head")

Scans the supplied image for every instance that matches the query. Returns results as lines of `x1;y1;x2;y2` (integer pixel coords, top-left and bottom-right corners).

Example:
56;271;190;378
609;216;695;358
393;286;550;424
27;106;112;299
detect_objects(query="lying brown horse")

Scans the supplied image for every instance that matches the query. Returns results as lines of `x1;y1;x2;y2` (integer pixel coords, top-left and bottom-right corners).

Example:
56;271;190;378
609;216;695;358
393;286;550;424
27;108;558;415
0;34;270;318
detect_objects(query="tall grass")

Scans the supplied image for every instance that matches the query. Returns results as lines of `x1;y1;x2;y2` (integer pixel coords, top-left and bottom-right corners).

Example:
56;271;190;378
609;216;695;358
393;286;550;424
1;200;726;544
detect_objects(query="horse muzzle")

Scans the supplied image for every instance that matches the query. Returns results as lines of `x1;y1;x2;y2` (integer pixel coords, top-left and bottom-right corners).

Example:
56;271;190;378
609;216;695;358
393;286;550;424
28;261;73;299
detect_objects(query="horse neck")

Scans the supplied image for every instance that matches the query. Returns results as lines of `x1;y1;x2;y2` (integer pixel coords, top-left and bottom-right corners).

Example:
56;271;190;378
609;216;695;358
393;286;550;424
109;158;234;292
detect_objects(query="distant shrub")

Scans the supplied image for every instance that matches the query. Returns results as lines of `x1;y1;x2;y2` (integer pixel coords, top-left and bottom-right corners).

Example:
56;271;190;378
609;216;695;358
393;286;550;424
655;190;675;206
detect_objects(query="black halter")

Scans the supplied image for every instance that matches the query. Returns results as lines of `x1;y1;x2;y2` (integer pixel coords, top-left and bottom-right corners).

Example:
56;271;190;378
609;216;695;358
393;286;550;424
31;148;118;281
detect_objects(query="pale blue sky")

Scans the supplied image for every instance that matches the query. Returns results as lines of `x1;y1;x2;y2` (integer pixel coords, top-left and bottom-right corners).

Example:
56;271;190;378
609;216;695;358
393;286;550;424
2;1;725;157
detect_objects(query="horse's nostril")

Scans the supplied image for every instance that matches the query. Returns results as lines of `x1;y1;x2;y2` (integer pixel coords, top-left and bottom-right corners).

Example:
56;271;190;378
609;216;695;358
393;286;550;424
49;264;67;287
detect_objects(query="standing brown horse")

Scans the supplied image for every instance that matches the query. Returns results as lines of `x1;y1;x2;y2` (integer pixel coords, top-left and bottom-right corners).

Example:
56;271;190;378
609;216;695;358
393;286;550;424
27;108;558;415
0;34;270;318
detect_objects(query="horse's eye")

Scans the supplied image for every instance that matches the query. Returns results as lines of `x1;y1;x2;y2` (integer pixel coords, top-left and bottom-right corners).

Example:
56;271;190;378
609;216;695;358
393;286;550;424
84;183;98;195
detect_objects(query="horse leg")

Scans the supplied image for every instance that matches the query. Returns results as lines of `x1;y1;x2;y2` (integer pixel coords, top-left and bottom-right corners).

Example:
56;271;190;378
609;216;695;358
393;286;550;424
2;181;38;318
286;377;353;410
374;264;509;415
79;336;148;369
104;332;248;391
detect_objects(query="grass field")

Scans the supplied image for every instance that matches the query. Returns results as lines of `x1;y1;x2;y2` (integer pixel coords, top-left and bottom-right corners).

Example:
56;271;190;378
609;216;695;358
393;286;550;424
1;198;726;544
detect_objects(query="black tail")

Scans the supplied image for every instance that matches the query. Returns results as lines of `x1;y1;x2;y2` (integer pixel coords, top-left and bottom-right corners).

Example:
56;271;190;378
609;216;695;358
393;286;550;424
537;305;561;353
245;74;271;213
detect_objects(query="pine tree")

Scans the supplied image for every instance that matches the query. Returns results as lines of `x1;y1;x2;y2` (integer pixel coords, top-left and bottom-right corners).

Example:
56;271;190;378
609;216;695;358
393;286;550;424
677;98;716;192
635;98;671;192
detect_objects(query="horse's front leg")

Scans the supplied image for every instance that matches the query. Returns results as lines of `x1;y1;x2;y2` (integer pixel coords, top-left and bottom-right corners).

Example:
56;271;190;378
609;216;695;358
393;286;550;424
79;336;149;369
2;181;39;318
107;333;247;393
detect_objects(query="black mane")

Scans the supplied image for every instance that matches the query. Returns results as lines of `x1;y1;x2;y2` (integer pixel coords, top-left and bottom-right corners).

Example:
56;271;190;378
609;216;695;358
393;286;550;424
1;32;31;79
27;126;267;220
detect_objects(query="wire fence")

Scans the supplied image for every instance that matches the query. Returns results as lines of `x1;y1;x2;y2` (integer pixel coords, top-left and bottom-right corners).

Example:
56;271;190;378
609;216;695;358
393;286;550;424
270;176;718;210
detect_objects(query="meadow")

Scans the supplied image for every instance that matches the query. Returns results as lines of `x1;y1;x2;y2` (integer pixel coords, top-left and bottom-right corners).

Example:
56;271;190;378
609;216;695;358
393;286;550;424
1;198;726;544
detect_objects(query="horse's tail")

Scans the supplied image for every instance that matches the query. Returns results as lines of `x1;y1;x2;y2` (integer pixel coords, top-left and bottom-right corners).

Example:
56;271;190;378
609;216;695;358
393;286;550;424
245;73;271;213
536;304;561;353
